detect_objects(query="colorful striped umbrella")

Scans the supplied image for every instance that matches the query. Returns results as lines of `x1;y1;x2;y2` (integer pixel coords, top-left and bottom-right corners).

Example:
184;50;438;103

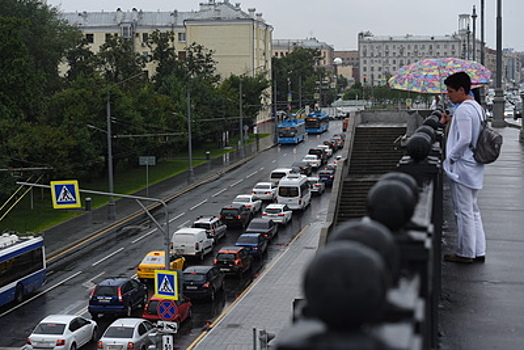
388;58;492;94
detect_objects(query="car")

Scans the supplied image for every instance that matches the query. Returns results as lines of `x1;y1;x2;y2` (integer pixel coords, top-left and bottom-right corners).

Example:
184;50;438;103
219;203;252;228
302;154;321;169
232;194;262;214
321;163;337;172
323;139;339;152
142;295;192;325
27;315;97;350
251;182;277;201
213;246;254;275
235;233;269;258
316;144;333;157
136;251;185;282
308;148;327;164
192;215;227;243
262;203;293;226
269;168;294;184
182;265;225;300
333;155;343;165
318;168;335;186
97;318;154;350
171;227;214;260
291;161;313;176
307;177;326;195
88;277;148;319
245;217;278;240
504;105;515;118
330;138;344;149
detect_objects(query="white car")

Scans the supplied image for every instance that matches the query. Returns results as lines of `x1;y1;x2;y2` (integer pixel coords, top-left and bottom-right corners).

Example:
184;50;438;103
27;315;97;350
233;194;263;213
97;318;154;350
302;154;321;169
307;177;326;195
316;144;333;157
262;204;293;225
251;182;277;201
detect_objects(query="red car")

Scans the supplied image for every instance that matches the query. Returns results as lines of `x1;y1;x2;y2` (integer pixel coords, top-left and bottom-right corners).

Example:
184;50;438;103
142;295;192;328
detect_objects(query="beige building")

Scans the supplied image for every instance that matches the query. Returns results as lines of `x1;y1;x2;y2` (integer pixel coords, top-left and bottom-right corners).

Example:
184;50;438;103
61;0;274;122
272;37;335;68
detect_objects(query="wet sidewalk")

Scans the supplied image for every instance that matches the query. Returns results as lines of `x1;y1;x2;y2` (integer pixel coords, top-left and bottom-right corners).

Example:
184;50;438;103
439;125;524;349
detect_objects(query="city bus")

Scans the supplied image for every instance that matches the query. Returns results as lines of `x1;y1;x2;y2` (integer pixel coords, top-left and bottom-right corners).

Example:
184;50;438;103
305;112;330;134
277;118;306;144
0;234;46;307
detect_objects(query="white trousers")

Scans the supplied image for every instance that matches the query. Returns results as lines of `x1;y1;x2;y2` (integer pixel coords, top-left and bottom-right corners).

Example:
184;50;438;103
450;181;486;258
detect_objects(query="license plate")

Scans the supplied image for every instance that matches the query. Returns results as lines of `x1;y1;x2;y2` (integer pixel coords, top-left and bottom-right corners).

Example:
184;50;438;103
175;249;184;254
99;299;110;303
220;268;231;272
225;215;234;219
107;346;122;350
186;286;198;290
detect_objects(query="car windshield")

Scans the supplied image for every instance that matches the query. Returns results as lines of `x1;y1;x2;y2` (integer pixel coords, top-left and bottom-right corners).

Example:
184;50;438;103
216;253;236;261
264;207;282;214
237;236;258;244
94;286;118;296
193;223;211;230
184;273;206;282
254;184;270;190
248;221;268;229
279;187;299;197
271;172;287;179
103;326;135;338
234;197;250;203
142;256;164;264
33;323;66;335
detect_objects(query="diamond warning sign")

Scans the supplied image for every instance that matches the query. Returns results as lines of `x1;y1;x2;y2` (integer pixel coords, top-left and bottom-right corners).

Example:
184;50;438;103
50;180;81;209
154;270;179;300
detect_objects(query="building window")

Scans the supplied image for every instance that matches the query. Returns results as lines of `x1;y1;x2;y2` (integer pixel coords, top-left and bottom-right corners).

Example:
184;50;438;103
121;25;132;39
178;32;186;42
142;33;149;43
85;33;94;43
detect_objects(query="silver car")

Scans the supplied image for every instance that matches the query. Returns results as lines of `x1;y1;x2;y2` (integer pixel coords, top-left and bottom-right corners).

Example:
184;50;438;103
97;318;154;350
307;177;326;195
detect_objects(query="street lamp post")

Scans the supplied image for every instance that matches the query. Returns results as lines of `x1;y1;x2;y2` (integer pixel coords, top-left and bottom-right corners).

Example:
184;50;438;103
472;6;477;61
492;0;505;127
239;80;245;157
187;89;195;183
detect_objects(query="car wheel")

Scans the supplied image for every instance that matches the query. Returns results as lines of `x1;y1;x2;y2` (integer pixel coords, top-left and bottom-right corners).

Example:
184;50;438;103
89;312;99;320
15;284;24;303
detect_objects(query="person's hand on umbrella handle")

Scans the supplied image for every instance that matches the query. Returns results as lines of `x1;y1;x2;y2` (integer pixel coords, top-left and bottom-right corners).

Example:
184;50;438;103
440;112;452;125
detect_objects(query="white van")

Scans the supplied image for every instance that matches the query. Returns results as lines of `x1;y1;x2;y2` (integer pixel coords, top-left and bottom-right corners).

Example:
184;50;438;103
171;227;214;260
276;173;312;210
270;168;293;184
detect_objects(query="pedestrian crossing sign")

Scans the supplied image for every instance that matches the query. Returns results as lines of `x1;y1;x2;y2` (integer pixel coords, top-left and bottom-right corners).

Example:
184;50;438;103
154;270;179;300
50;180;81;209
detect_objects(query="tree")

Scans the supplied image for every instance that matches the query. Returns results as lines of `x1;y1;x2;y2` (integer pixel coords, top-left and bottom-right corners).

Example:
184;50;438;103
96;35;146;84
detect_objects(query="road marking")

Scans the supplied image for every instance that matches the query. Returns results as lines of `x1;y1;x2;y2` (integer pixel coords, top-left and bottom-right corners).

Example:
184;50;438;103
170;212;185;223
230;179;243;187
272;160;276;163
259;167;264;171
190;199;208;210
246;171;258;179
212;188;227;197
283;153;288;156
178;219;190;228
0;271;83;318
132;228;156;243
92;247;125;267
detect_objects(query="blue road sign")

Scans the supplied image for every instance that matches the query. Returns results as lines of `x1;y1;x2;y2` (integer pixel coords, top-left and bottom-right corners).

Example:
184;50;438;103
50;180;81;209
157;299;178;321
154;270;179;300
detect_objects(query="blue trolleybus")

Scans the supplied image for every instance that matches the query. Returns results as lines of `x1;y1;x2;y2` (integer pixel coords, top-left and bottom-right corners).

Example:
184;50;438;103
0;234;46;307
277;118;306;144
305;112;330;134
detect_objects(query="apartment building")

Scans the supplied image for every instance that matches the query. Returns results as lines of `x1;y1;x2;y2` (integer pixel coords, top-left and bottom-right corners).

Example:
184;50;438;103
272;37;335;68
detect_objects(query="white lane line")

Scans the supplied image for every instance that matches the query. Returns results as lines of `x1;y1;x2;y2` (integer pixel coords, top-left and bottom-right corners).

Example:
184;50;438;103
212;188;227;198
259;167;264;171
132;228;157;243
92;247;125;267
246;171;258;179
178;220;191;228
190;199;208;211
272;160;276;163
170;212;185;223
0;271;83;318
283;153;288;156
230;179;243;187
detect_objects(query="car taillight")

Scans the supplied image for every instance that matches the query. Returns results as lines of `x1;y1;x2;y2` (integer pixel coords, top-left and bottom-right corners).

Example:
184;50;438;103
203;282;211;288
253;247;258;250
117;287;123;302
26;339;32;345
89;288;95;300
213;259;217;264
218;215;223;219
237;215;242;219
251;191;256;194
265;191;271;194
127;342;136;350
97;341;103;349
314;184;321;187
56;339;66;346
298;198;302;204
195;242;200;251
246;205;252;208
234;259;242;266
262;213;267;216
278;213;285;216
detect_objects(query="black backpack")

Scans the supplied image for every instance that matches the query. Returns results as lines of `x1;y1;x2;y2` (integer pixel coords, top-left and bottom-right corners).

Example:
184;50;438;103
468;102;503;164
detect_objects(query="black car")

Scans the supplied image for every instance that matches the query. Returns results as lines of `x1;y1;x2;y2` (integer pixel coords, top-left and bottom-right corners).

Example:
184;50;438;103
219;203;252;228
213;246;254;275
245;218;278;240
291;161;313;176
182;265;225;300
323;139;338;152
88;277;148;319
308;148;327;165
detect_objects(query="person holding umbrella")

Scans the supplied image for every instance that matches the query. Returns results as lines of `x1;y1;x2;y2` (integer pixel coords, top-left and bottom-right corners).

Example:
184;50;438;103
441;72;486;264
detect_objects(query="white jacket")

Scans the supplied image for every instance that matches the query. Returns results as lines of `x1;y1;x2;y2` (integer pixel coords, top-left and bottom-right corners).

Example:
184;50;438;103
443;99;485;189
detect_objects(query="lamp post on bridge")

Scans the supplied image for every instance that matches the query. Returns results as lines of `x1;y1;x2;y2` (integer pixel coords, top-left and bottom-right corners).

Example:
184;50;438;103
492;0;505;128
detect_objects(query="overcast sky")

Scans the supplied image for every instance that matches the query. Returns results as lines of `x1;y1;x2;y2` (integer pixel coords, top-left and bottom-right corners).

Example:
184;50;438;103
46;0;524;52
